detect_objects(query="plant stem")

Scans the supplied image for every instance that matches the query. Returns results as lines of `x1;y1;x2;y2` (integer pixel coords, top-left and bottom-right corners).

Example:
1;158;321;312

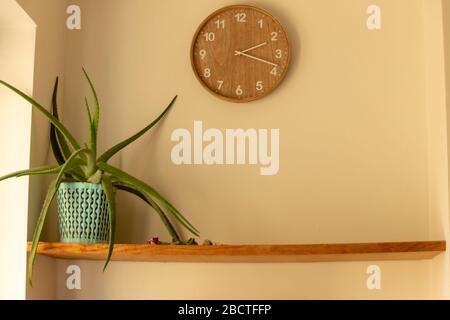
84;150;98;178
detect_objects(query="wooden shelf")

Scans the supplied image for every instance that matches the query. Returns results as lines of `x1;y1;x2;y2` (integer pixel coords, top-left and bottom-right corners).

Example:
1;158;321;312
27;241;446;263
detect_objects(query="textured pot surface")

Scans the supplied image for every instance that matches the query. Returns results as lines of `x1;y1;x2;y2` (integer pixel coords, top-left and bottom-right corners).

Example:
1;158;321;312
57;182;109;243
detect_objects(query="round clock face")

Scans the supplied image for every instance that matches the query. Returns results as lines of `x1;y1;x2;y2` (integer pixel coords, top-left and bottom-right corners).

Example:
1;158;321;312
191;5;291;103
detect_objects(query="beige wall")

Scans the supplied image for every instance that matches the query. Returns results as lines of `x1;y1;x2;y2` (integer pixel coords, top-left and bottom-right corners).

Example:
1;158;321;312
64;0;429;244
18;0;450;299
15;0;69;300
55;260;432;300
0;0;35;300
426;0;450;299
427;0;447;247
16;0;69;241
435;0;450;299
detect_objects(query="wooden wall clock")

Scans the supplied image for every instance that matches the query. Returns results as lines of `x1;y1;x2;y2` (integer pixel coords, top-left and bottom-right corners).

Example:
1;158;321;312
191;5;291;103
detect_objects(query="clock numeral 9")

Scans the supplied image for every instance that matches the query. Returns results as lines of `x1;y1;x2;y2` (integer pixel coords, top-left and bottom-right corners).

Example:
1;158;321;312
270;67;278;76
204;32;215;42
199;49;207;59
235;13;247;22
256;81;264;91
204;68;211;78
236;85;243;96
215;19;225;29
271;32;278;41
275;49;282;59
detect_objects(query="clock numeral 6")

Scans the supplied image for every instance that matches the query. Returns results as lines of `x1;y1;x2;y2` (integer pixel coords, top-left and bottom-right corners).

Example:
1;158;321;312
256;81;264;91
199;49;207;59
236;85;243;96
271;32;278;41
235;12;247;22
204;32;215;42
203;68;211;78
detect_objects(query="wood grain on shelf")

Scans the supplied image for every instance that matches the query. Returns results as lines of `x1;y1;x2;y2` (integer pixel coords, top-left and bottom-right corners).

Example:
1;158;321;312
27;241;446;263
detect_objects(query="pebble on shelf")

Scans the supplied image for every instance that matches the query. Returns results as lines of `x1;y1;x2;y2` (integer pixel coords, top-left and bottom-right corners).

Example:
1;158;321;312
147;237;160;245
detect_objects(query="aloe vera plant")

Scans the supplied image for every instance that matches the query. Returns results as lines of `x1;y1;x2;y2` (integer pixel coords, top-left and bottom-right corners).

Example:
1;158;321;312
0;69;199;285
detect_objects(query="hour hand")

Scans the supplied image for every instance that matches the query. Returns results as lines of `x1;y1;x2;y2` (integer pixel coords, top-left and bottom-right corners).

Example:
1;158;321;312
240;42;267;54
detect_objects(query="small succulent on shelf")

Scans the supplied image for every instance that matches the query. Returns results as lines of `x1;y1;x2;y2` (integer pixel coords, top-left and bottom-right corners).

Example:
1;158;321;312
146;237;215;246
0;69;199;285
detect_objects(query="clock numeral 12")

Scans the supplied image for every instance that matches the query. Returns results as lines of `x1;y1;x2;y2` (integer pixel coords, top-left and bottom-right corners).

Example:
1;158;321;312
235;13;247;22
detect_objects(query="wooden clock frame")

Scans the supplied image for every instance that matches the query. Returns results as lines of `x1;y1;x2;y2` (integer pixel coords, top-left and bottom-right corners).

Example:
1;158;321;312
190;4;291;103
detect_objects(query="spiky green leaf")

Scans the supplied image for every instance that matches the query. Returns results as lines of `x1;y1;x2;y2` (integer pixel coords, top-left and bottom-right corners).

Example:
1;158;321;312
0;158;84;183
82;68;99;143
28;148;87;285
101;175;116;271
50;78;66;165
27;180;57;286
49;77;73;166
98;162;199;236
50;78;73;160
49;80;86;179
0;80;80;151
114;181;181;242
0;165;61;183
84;97;96;155
97;95;177;163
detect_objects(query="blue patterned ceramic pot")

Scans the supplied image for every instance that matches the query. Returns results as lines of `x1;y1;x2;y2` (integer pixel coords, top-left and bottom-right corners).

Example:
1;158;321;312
57;182;109;243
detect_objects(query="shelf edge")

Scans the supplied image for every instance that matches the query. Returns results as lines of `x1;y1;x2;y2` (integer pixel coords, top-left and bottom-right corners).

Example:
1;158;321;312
27;241;446;263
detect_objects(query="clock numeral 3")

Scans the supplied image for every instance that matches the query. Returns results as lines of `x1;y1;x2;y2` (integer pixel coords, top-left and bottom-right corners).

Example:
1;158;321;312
235;13;247;23
275;49;282;59
204;32;215;42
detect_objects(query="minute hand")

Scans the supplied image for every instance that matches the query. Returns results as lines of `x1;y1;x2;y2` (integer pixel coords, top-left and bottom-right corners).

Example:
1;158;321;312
235;51;278;67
